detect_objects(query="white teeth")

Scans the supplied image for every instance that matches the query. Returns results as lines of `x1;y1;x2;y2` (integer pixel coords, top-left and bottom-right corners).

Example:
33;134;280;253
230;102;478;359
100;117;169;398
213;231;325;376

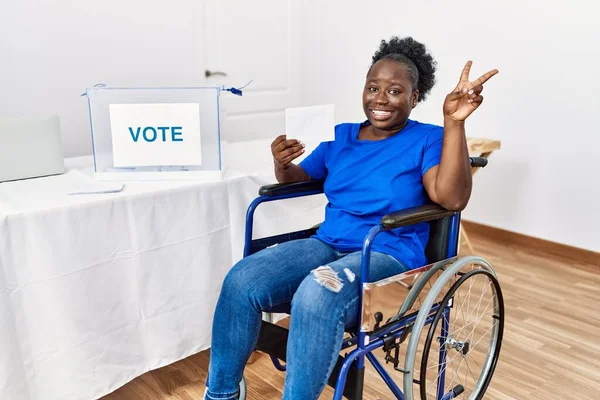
372;110;391;116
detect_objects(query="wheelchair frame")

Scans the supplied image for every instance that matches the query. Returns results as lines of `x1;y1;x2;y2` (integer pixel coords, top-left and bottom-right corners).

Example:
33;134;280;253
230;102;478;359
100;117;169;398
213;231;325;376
240;158;503;400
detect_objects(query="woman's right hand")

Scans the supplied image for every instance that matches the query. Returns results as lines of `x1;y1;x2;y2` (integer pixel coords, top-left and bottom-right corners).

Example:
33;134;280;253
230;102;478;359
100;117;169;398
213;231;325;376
271;134;305;170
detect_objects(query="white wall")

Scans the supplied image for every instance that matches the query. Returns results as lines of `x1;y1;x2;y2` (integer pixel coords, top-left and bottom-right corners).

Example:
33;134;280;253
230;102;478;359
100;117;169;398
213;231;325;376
0;0;306;154
299;0;600;252
1;0;598;252
0;0;205;157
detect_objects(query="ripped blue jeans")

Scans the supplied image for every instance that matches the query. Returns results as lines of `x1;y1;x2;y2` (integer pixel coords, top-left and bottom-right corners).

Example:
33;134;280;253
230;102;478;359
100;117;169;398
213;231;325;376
205;238;409;400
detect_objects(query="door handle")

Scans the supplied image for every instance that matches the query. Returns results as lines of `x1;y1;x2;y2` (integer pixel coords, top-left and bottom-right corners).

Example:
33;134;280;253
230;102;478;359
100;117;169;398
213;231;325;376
205;70;228;78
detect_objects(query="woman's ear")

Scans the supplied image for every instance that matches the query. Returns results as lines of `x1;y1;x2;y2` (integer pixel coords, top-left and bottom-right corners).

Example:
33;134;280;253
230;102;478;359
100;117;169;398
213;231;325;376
412;90;420;108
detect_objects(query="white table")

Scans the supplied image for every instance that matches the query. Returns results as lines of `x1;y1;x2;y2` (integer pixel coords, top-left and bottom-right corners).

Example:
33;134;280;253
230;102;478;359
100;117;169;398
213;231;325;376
0;141;326;400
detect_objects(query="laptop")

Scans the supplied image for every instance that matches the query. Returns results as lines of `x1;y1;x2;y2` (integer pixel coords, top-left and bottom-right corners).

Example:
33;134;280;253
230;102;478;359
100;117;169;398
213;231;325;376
0;115;66;182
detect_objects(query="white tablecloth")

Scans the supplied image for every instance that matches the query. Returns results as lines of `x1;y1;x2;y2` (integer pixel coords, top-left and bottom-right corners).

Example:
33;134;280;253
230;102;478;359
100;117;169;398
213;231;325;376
0;140;326;400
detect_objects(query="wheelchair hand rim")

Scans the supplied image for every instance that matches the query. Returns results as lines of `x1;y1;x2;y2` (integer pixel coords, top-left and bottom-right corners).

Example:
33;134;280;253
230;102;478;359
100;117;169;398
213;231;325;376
419;268;504;400
402;256;502;400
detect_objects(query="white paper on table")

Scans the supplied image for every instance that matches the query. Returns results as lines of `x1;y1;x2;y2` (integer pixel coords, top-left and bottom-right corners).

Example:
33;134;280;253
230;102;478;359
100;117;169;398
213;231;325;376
68;182;124;195
285;104;335;144
66;170;125;195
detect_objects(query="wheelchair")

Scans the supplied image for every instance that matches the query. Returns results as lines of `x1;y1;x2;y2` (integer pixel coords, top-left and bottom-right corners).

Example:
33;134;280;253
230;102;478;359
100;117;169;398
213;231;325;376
238;157;504;400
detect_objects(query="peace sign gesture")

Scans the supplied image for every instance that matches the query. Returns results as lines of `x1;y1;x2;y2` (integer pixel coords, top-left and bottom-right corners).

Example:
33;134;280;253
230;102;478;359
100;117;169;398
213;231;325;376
443;61;498;122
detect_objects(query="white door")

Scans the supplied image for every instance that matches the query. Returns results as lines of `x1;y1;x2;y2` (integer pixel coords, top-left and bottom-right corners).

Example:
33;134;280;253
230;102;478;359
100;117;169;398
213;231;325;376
202;0;304;143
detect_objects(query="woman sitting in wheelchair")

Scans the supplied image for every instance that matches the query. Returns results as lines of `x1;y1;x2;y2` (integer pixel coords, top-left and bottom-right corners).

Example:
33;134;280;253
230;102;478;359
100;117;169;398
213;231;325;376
204;36;498;400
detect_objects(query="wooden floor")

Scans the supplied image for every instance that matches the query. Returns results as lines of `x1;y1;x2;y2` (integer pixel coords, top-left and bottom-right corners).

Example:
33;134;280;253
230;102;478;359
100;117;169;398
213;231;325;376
102;231;600;400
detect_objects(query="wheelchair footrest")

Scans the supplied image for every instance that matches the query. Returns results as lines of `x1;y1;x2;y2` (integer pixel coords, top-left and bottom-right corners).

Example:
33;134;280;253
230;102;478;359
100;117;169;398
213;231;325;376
256;321;365;400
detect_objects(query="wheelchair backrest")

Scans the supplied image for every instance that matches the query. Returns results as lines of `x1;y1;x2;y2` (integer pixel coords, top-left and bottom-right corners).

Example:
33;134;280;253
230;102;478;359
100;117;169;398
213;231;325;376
425;216;455;263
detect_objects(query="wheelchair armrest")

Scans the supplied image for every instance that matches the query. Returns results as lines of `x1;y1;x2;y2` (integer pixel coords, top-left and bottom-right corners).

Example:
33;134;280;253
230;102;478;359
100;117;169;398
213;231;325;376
470;157;488;168
381;204;456;230
259;180;324;197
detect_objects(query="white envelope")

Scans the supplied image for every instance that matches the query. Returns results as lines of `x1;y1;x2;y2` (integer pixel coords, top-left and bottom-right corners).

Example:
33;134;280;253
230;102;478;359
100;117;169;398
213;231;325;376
285;104;335;143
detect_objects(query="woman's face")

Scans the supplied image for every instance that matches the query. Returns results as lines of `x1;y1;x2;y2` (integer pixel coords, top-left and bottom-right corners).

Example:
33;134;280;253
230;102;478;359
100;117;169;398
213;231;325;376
362;60;419;132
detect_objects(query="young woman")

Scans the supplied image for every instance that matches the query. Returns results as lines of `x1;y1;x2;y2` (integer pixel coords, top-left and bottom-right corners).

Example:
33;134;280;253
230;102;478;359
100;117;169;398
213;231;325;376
204;36;498;400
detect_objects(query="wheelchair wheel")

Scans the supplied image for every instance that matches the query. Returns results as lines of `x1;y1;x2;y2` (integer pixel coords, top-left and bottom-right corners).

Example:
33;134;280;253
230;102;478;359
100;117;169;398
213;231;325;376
403;257;504;400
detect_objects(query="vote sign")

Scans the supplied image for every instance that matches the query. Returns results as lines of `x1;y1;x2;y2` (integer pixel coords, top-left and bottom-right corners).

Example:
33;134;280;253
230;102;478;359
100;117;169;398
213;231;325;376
109;103;202;167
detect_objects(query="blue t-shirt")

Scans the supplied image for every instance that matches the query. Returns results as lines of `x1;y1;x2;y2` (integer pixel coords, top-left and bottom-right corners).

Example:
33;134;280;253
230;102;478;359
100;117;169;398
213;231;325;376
299;119;443;269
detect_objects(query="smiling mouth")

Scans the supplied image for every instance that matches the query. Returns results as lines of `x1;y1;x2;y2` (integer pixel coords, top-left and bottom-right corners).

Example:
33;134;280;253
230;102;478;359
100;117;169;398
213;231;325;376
370;109;393;121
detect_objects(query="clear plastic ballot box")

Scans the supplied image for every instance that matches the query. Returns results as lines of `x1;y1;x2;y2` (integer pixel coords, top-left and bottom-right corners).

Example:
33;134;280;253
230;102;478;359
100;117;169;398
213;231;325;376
85;85;240;180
